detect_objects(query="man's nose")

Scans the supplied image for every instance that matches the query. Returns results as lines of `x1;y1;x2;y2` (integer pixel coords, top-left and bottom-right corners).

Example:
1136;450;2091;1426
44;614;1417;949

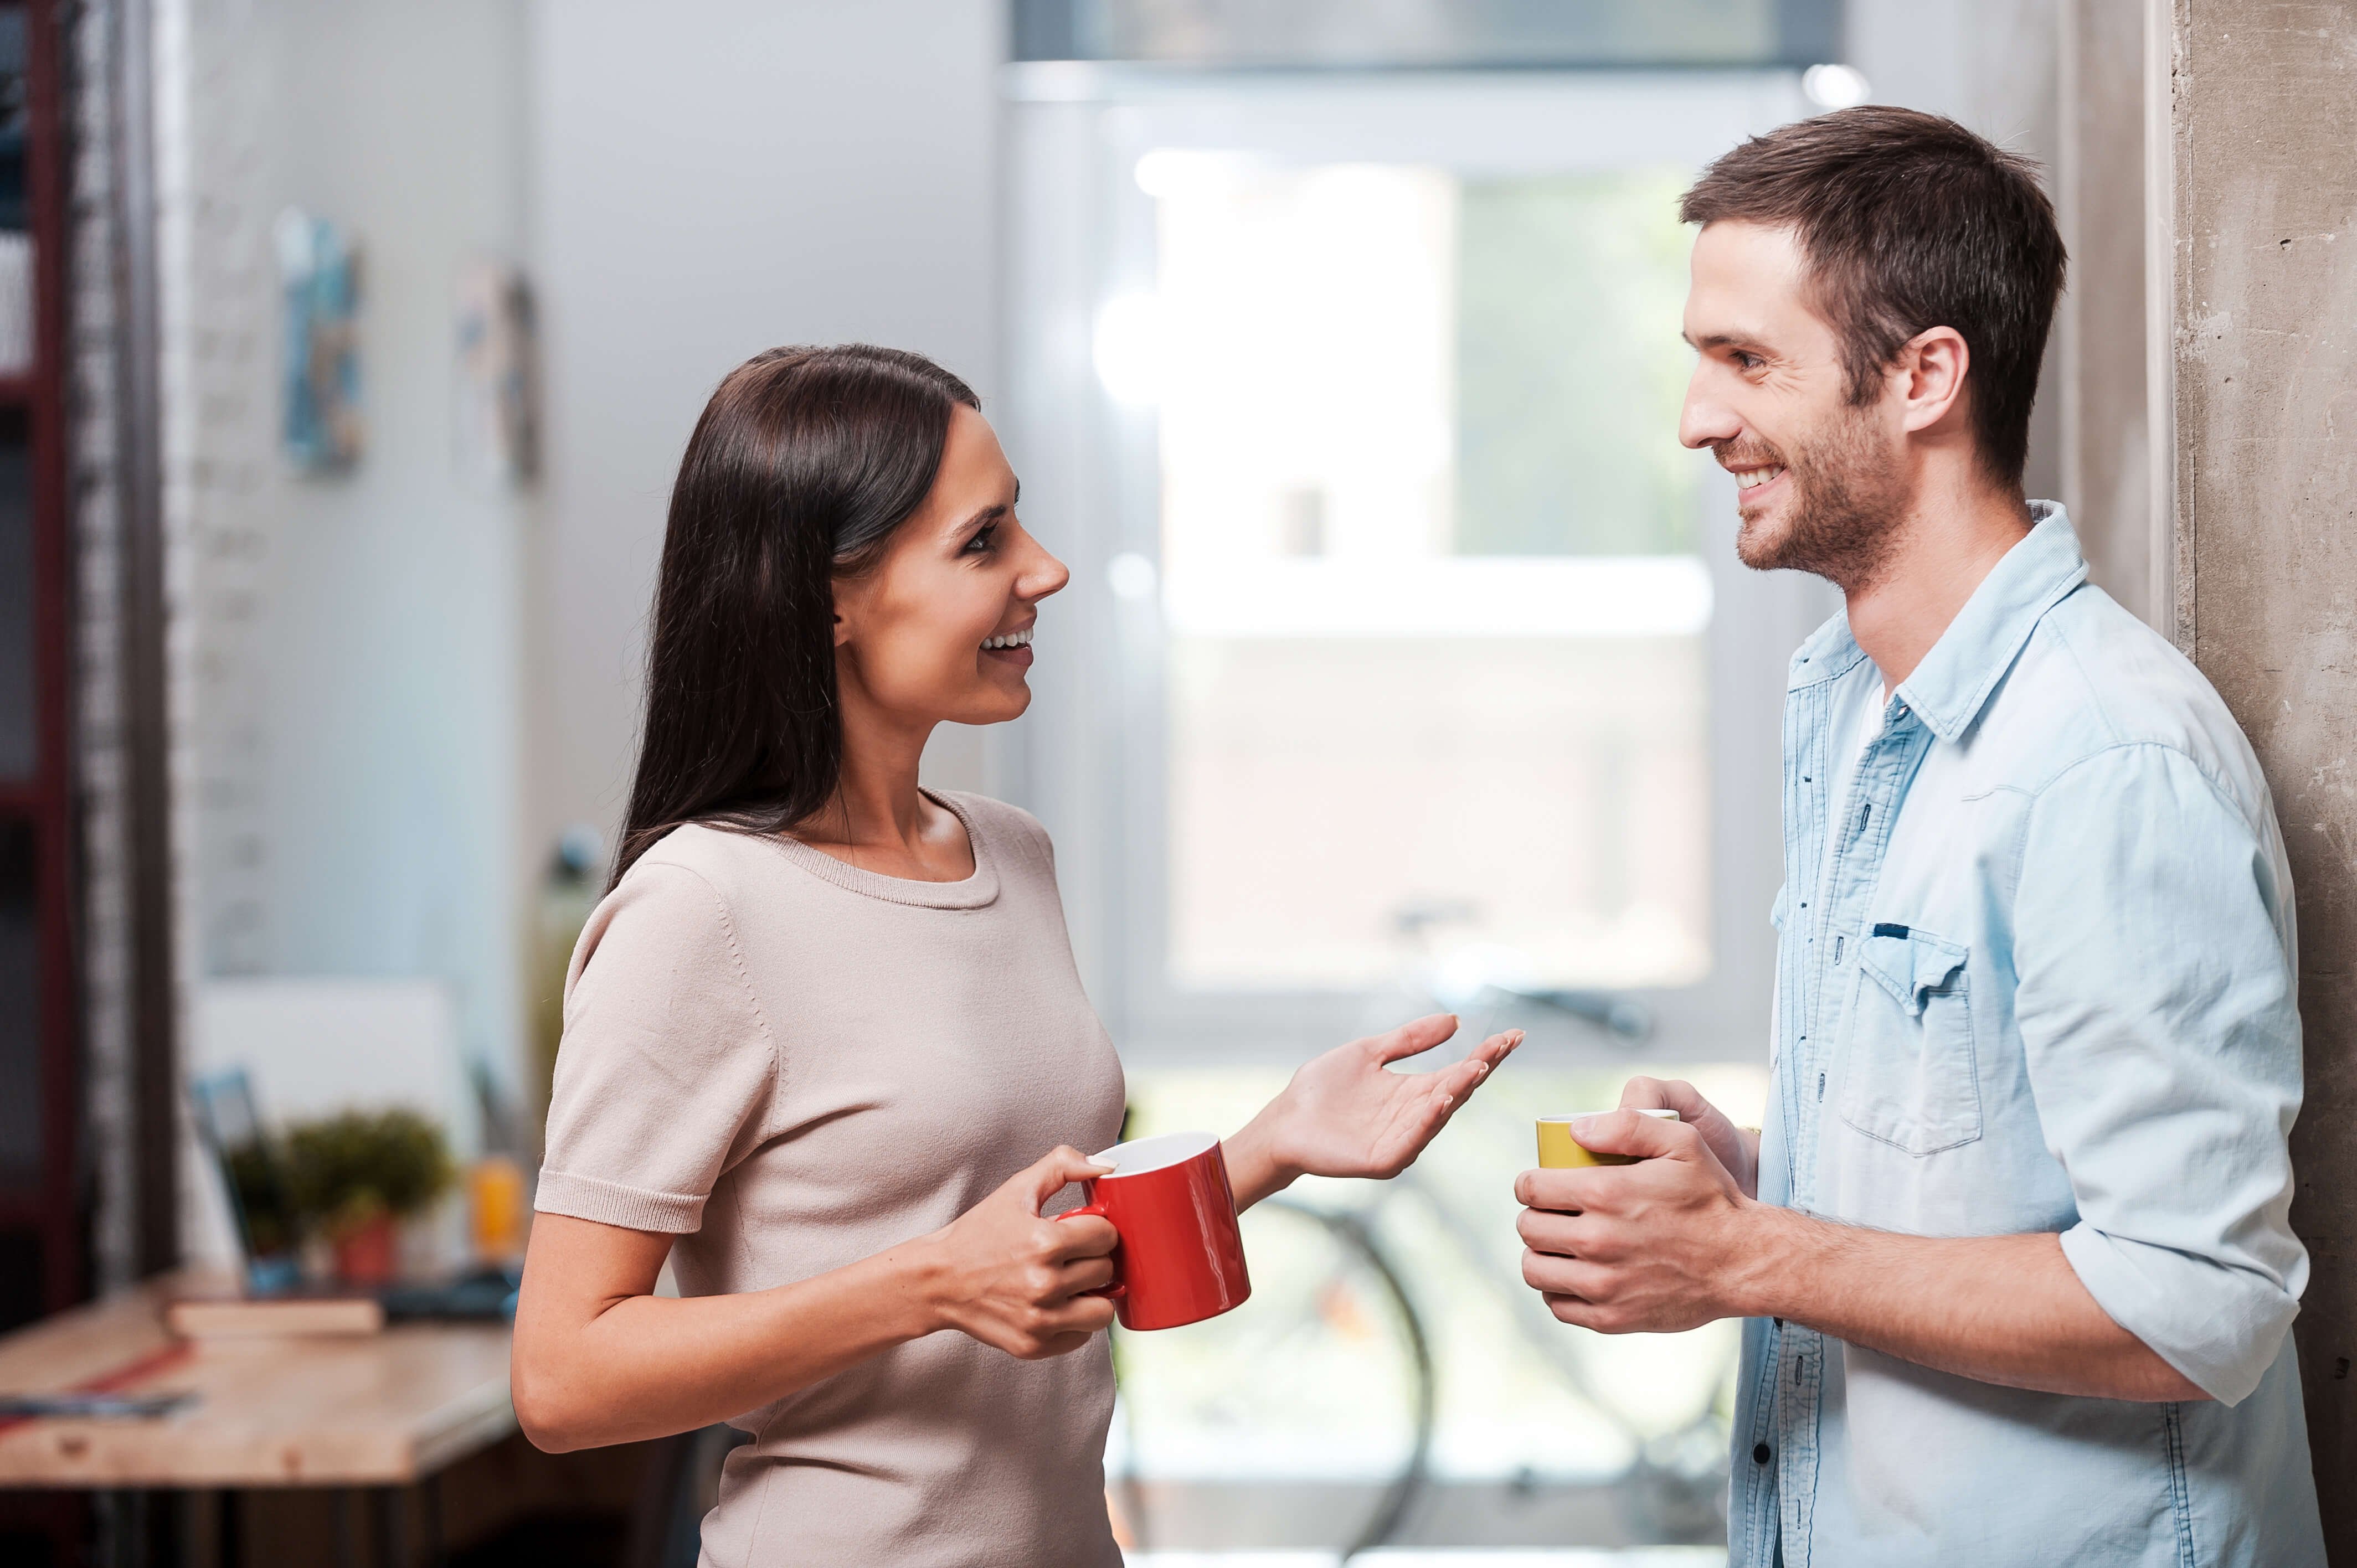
1679;368;1740;452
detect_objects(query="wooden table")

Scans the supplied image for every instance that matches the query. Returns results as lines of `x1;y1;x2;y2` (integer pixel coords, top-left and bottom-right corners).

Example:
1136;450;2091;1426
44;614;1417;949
0;1270;517;1565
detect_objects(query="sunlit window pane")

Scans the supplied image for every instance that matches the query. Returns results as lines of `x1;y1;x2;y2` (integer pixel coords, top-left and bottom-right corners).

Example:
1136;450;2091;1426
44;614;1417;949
1167;637;1709;991
1150;157;1710;992
1456;172;1700;558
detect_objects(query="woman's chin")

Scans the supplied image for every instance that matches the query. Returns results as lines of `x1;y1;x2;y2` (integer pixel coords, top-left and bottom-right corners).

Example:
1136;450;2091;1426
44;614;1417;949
946;682;1032;727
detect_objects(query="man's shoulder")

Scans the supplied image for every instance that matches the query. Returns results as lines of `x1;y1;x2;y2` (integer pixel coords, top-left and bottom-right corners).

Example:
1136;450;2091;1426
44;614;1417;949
1985;584;2271;815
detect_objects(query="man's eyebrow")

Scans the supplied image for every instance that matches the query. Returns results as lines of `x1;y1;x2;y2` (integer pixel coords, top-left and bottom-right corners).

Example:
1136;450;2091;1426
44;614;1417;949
1684;330;1759;352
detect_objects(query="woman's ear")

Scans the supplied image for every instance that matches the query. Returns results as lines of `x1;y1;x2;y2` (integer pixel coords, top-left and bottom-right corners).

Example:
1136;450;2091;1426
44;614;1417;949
829;579;858;649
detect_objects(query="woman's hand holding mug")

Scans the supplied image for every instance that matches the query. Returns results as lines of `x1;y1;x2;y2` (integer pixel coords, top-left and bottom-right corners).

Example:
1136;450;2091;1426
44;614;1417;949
916;1015;1523;1358
915;1146;1120;1360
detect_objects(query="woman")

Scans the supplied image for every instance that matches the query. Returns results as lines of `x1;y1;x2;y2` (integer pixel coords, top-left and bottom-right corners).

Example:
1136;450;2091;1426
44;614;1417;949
512;345;1519;1566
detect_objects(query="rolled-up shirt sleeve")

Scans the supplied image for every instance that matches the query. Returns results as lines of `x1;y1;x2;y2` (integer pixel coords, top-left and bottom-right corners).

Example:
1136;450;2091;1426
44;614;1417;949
536;860;780;1235
2014;741;2307;1405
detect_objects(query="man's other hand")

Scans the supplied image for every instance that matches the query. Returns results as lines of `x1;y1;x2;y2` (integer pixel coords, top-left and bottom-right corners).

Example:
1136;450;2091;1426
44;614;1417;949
1615;1075;1759;1199
1515;1107;1759;1335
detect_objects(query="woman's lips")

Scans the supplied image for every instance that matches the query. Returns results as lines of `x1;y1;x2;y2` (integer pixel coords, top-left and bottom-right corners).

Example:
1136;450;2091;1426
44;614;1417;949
984;643;1035;667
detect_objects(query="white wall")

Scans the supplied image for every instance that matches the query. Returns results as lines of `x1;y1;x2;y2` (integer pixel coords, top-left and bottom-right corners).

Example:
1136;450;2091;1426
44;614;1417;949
158;0;535;1136
157;0;1014;1225
527;0;1007;866
1850;0;2060;151
1848;0;2063;501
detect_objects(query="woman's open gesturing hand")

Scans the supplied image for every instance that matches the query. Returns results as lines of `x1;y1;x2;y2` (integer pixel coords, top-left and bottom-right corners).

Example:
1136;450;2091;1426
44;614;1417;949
915;1145;1121;1360
1222;1015;1522;1210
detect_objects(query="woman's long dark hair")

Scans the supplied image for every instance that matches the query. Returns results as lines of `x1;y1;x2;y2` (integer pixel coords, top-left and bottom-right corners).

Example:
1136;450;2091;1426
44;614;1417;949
612;344;980;888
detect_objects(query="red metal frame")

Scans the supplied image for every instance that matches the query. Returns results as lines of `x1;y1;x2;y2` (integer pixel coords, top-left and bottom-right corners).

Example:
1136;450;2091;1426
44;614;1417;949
1;0;86;1319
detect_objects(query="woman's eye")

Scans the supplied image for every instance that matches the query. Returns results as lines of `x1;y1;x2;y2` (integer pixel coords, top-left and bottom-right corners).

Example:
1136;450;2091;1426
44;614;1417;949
964;524;999;555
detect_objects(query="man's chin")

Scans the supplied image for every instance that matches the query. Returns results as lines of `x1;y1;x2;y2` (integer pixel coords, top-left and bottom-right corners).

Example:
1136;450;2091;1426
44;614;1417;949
1733;508;1792;572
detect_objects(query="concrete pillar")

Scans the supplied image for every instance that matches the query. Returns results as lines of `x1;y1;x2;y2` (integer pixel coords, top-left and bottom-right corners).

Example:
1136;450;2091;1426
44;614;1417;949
2164;1;2357;1550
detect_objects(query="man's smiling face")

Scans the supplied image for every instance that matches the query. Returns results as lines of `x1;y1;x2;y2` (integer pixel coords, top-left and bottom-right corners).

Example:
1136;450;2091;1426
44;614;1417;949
1678;219;1909;589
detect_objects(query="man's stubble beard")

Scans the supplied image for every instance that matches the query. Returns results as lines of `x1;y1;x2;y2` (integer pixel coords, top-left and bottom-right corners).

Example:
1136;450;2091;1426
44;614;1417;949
1729;399;1909;592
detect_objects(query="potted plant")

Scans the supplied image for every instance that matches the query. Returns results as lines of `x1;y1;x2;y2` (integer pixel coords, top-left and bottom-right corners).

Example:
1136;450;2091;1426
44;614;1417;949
283;1108;456;1285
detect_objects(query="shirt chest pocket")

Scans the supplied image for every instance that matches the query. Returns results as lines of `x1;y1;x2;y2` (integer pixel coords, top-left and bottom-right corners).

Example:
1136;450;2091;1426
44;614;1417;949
1838;923;1983;1156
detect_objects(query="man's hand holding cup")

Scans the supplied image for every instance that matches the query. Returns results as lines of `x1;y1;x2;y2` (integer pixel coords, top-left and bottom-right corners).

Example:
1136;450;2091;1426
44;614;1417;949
1515;1082;1767;1336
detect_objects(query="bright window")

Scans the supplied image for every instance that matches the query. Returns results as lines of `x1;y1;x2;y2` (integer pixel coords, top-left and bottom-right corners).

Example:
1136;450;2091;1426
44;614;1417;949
1146;158;1712;993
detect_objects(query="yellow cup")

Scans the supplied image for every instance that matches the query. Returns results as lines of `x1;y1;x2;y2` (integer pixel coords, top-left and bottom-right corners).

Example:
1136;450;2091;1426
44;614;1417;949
1536;1108;1679;1168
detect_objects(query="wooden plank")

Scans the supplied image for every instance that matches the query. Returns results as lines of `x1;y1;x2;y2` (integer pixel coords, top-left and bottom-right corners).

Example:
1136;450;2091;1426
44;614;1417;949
0;1272;516;1487
166;1296;385;1338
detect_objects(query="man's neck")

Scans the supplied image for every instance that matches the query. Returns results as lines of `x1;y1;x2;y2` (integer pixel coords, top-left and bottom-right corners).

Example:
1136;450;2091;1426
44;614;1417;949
1843;478;2034;694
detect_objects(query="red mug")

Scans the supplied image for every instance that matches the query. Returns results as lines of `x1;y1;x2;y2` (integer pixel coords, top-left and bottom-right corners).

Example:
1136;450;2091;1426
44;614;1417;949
1057;1130;1251;1331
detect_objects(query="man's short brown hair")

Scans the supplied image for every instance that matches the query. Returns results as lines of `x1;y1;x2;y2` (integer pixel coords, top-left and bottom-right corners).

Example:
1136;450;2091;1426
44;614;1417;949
1680;106;2067;486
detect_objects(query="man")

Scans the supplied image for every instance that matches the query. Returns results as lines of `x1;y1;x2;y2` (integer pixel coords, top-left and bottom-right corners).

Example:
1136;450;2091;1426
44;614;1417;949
1517;107;2325;1565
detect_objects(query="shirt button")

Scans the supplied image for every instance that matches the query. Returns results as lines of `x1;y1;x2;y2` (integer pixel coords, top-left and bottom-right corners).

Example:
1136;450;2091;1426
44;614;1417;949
1753;1442;1773;1464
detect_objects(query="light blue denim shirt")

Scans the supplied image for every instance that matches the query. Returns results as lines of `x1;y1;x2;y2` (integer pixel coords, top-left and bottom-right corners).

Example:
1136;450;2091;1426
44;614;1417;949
1728;506;2325;1567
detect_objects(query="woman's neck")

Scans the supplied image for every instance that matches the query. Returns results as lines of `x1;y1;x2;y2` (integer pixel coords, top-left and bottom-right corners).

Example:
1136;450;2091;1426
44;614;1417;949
794;693;974;881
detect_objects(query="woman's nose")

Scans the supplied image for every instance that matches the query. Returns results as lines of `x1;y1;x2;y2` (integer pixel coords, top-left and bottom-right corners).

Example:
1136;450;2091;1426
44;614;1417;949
1021;537;1071;601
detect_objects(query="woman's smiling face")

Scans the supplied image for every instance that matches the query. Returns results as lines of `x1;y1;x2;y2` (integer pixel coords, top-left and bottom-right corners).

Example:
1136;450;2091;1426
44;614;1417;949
830;405;1070;729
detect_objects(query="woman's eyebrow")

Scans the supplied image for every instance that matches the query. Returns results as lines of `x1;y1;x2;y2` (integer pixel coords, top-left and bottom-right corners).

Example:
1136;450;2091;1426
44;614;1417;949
955;502;1010;538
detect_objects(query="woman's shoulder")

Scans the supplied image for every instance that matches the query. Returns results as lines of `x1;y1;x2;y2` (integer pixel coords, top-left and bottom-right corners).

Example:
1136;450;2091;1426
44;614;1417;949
567;826;778;1005
932;790;1056;870
609;821;822;921
932;789;1047;838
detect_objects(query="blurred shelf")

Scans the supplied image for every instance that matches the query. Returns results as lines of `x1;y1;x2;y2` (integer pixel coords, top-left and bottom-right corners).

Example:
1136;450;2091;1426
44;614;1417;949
0;373;35;406
0;1193;52;1228
0;779;44;812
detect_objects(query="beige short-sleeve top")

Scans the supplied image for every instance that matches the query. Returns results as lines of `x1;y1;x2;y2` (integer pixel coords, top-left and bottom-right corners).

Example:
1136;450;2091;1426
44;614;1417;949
537;792;1128;1568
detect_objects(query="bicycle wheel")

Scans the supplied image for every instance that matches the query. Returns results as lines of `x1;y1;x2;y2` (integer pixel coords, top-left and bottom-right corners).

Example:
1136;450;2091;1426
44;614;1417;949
1109;1196;1434;1558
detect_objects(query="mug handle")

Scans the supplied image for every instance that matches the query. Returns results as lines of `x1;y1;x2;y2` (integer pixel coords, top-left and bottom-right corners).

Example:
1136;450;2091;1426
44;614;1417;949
1055;1202;1127;1299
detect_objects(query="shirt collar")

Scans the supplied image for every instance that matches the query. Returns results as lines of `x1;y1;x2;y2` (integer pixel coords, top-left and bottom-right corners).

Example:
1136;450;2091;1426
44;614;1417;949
1784;502;2090;744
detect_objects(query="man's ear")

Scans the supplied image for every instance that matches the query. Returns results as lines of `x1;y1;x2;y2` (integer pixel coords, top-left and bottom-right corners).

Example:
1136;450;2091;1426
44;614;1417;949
1896;326;1970;435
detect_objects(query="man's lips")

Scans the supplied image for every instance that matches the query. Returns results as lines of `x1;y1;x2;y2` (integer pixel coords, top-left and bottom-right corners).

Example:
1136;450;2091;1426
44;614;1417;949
1730;466;1788;506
